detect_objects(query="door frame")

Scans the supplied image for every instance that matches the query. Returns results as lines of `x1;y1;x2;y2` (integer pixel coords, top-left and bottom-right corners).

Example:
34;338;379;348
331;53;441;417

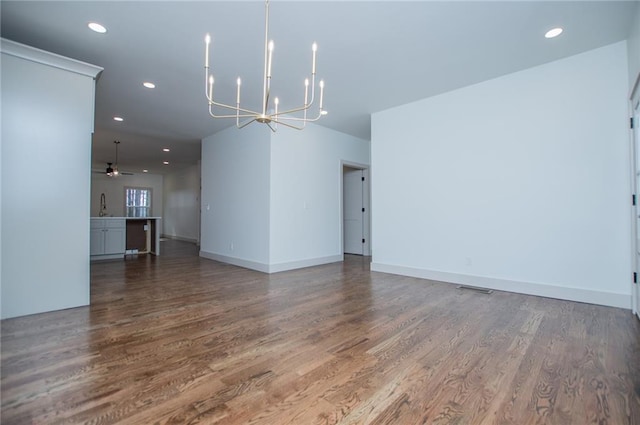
340;160;371;256
630;72;640;319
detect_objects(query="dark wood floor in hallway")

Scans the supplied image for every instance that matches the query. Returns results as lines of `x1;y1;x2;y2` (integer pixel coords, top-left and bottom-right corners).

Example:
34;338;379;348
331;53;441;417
2;240;640;424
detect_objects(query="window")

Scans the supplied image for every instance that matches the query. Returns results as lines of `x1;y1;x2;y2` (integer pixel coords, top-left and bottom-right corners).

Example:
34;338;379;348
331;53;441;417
125;187;152;217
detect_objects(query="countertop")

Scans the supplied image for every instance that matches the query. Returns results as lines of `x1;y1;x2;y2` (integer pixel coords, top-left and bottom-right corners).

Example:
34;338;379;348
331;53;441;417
91;217;162;220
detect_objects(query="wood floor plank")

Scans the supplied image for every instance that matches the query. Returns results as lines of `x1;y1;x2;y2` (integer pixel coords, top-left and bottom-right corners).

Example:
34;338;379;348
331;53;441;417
2;240;639;424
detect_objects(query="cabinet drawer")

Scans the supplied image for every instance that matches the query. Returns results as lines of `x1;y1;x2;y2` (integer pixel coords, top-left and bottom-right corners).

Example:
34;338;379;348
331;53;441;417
105;219;125;229
90;219;105;229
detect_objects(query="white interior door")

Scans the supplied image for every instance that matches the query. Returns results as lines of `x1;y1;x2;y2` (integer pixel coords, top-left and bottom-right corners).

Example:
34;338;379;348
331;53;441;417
344;168;364;255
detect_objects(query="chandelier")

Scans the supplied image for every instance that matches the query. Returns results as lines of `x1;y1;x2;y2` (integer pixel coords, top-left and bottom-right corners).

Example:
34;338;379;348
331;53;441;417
204;0;326;131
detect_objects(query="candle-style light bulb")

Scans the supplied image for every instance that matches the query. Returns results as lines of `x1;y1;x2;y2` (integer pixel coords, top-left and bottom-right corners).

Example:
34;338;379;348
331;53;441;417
236;77;241;104
205;34;211;68
267;40;274;78
311;42;317;75
319;80;325;109
274;97;279;116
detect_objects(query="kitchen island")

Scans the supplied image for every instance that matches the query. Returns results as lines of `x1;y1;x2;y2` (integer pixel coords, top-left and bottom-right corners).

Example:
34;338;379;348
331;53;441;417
90;217;161;260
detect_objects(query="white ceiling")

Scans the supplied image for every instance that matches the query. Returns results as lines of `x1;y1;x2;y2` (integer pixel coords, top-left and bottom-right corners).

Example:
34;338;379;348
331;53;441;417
2;1;638;175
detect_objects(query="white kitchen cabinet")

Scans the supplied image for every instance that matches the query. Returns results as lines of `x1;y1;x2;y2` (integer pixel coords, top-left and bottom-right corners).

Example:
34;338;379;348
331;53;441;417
90;219;125;259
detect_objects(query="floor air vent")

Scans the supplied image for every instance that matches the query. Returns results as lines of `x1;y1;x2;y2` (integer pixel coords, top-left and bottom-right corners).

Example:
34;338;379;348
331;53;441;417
457;285;493;294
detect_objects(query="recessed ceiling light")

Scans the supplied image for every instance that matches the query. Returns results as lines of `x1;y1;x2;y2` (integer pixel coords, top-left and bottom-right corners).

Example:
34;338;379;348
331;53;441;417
143;169;149;173
88;22;107;34
113;116;124;122
163;161;169;165
143;82;156;89
545;27;563;39
162;148;170;152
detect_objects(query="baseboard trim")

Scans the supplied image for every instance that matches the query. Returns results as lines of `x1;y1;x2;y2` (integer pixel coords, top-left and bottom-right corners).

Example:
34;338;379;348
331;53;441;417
199;251;343;274
370;262;630;309
199;251;270;273
268;255;343;273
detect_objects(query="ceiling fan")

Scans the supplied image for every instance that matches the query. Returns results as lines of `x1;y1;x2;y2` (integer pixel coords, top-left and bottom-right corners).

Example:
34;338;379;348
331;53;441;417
97;141;134;176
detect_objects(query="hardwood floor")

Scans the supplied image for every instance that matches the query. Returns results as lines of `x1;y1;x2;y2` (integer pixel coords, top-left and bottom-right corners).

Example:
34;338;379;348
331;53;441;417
2;240;640;424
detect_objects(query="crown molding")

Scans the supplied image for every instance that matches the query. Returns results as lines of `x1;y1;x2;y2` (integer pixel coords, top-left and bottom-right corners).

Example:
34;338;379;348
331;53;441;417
1;38;102;79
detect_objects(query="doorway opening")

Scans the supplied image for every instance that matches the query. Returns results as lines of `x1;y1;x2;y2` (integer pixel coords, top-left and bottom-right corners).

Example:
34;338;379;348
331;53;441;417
342;162;370;256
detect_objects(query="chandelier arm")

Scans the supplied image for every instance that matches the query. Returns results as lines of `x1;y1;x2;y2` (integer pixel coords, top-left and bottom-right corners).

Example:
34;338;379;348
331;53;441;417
209;111;257;119
271;118;306;130
276;105;325;122
267;99;316;120
209;104;258;119
275;101;320;116
208;98;261;116
237;118;257;129
275;113;324;123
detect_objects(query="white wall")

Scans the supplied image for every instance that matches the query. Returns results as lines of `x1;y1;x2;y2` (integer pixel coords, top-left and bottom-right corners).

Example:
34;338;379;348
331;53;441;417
200;124;271;268
91;172;163;217
269;124;369;271
1;40;101;318
200;122;369;273
628;3;640;90
163;163;200;242
371;41;631;308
